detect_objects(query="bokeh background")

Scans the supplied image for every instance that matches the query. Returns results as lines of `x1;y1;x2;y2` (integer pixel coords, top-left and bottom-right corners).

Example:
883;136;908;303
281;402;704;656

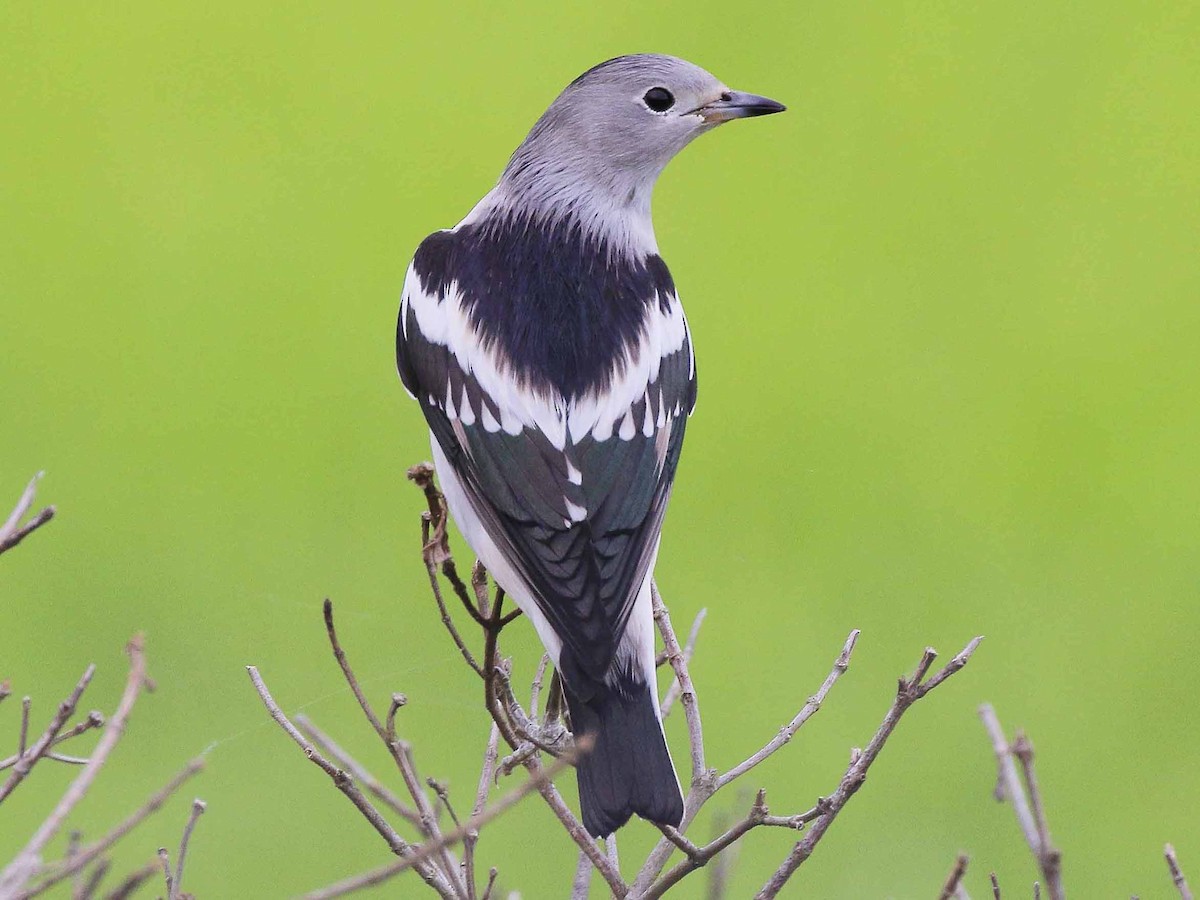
3;2;1198;896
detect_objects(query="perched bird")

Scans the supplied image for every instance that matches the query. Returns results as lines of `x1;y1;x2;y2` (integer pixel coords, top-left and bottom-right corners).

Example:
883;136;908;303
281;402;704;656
396;54;783;837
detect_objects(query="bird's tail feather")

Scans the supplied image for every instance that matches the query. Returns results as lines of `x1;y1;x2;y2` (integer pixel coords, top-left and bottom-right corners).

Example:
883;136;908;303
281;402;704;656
564;681;684;838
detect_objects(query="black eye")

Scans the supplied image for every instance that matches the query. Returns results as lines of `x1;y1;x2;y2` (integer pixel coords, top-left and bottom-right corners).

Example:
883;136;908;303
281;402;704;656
642;87;675;112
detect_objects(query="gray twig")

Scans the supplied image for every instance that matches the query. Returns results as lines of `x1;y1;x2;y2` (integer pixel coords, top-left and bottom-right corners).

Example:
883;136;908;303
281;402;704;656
0;473;56;557
0;638;148;896
244;664;455;899
23;757;205;897
938;854;970;900
1166;844;1194;900
754;637;984;898
660;608;706;719
169;798;206;900
0;667;96;804
300;753;575;900
294;714;424;831
979;706;1063;900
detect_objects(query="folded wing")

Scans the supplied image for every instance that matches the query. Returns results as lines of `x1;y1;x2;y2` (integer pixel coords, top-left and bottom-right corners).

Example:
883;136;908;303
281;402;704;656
396;236;696;685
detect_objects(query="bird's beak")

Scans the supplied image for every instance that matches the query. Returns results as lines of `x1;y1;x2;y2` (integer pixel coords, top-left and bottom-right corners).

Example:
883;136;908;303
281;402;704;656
692;90;786;124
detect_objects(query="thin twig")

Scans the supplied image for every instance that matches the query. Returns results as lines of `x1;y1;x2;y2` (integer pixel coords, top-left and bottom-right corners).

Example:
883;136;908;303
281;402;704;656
294;714;424;831
301;753;576;900
75;857;110;900
480;868;497;900
529;654;551;718
156;849;172;899
523;754;627;898
651;583;705;781
979;706;1039;855
169;799;206;900
244;665;454;899
99;858;159;900
465;723;500;900
0;473;56;556
704;808;741;900
990;871;1001;899
321;599;465;894
1012;732;1063;900
0;711;106;772
632;624;861;895
605;834;620;872
1166;844;1194;900
18;698;31;758
754;636;984;899
717;630;859;789
0;667;96;804
25;757;205;897
938;854;970;900
660;608;706;719
644;790;799;899
979;706;1063;900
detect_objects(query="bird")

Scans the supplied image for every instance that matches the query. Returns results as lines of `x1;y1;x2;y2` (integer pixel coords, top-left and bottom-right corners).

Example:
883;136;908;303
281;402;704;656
396;54;784;837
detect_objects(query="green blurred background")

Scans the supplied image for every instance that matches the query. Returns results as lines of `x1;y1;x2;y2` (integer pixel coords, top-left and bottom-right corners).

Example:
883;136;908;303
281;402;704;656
3;2;1198;896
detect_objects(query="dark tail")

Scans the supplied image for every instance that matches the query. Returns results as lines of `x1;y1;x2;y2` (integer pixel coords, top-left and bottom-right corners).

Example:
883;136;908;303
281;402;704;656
564;681;684;838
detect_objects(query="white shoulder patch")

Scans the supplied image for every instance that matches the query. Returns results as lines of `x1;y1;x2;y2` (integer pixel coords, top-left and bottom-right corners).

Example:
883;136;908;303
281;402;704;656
566;290;691;444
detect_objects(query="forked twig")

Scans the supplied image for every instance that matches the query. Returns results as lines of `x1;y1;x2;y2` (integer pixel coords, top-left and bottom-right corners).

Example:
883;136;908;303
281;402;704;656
978;706;1063;900
0;637;150;896
0;473;56;557
754;637;984;898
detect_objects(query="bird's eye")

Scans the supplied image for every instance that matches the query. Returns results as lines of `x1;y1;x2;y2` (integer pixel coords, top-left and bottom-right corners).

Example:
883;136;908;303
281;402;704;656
642;87;675;113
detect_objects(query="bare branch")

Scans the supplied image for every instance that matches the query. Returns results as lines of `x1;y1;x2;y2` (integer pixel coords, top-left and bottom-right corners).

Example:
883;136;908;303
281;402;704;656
301;753;576;900
704;808;739;900
75;857;110;900
938;854;970;900
1012;733;1062;900
18;698;31;757
659;608;706;719
1166;844;1194;900
244;664;454;899
717;630;859;790
651;583;705;781
100;858;159;900
0;473;56;557
156;848;172;899
169;799;206;900
25;757;205;897
321;598;465;893
529;654;551;718
0;666;96;804
754;636;984;898
480;868;498;900
979;706;1063;900
522;754;627;898
979;705;1039;854
465;723;501;900
294;714;423;832
0;638;148;896
0;711;105;773
632;623;862;895
643;790;782;899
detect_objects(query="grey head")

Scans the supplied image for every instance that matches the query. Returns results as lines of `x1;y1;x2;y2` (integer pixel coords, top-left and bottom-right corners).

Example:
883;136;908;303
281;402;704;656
471;54;785;252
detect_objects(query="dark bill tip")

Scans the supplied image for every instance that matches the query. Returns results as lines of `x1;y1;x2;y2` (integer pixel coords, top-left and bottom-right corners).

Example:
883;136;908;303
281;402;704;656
694;90;786;123
721;90;787;118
